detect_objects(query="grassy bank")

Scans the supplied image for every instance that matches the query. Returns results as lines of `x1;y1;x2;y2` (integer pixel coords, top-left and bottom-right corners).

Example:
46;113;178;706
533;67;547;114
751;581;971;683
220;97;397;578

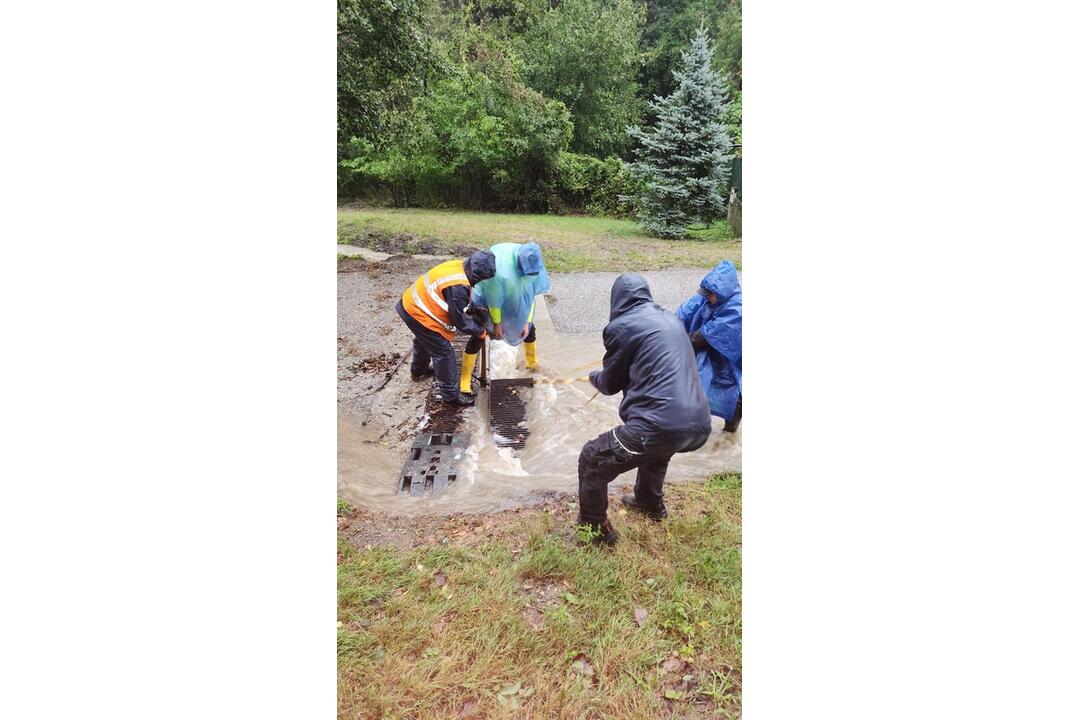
338;207;740;273
337;473;742;719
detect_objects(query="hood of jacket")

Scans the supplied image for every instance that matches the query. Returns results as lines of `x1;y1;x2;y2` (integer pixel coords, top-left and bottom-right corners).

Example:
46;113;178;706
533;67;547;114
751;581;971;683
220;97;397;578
609;273;655;321
516;242;544;275
700;260;740;304
464;250;496;285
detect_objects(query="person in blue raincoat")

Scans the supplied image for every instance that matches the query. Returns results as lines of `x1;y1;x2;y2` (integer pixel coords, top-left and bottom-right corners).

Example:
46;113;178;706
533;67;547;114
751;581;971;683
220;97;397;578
676;260;742;432
459;242;551;394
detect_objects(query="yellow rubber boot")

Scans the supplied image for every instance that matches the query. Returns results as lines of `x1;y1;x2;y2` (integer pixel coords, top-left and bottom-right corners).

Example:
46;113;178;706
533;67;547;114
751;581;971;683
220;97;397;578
459;351;478;394
523;341;538;370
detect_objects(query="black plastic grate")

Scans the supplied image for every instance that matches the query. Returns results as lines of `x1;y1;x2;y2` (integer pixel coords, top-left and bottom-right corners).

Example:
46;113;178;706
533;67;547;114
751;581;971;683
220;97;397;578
397;432;469;496
398;336;489;496
489;378;534;450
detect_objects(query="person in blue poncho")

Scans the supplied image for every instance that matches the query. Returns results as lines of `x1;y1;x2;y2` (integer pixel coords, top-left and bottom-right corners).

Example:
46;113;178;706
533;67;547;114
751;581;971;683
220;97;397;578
459;242;551;394
676;260;742;432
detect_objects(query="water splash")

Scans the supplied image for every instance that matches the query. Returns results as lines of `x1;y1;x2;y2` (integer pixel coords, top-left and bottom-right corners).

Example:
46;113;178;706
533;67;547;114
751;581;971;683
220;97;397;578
339;301;740;515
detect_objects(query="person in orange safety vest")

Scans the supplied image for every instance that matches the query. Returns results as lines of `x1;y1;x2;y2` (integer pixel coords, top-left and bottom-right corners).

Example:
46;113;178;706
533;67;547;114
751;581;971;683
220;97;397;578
395;250;496;406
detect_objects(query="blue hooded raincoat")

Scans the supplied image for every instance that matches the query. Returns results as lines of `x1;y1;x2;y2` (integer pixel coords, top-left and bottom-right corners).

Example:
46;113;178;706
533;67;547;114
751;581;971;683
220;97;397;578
471;242;551;346
676;260;742;421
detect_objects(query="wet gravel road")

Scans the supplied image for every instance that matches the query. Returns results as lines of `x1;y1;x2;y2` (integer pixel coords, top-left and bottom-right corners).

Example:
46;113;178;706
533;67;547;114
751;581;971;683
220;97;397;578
544;267;732;334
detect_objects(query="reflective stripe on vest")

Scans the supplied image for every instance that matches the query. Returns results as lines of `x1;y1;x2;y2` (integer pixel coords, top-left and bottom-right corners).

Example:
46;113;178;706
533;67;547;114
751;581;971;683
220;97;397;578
404;262;470;333
423;272;468;312
410;284;452;331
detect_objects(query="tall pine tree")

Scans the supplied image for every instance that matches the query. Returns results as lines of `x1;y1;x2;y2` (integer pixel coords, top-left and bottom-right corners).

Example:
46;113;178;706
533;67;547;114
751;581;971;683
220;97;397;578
627;25;733;238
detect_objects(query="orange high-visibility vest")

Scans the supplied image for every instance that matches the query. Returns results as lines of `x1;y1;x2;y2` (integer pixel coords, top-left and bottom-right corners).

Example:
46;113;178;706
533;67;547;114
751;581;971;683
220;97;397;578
401;259;472;340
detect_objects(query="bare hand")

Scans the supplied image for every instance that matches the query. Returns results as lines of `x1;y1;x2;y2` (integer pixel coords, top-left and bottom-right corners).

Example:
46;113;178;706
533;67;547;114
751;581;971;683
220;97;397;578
493;323;504;340
519;323;531;340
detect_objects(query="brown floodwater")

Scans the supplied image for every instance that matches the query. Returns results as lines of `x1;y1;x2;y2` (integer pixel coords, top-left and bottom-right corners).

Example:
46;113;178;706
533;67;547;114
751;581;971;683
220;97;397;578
337;298;741;514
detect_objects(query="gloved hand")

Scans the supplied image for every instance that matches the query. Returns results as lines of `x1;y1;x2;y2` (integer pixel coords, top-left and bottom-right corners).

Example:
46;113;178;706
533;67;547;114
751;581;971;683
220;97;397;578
588;370;602;389
689;331;708;351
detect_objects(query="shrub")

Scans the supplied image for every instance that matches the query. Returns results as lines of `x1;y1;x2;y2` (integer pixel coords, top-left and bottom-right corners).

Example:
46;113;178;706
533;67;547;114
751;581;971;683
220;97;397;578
551;152;641;216
339;41;573;211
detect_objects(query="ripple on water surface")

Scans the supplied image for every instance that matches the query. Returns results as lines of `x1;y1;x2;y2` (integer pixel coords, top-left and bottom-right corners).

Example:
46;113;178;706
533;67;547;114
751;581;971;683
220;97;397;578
338;315;740;514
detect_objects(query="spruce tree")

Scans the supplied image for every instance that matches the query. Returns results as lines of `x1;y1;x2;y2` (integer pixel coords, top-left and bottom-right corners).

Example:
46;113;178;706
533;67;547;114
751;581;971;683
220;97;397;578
627;25;733;239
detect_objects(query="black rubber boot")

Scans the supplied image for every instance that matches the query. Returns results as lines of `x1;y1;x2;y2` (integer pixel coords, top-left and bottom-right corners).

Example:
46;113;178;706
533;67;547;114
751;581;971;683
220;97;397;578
578;517;618;546
723;395;742;433
410;367;435;381
620;494;667;521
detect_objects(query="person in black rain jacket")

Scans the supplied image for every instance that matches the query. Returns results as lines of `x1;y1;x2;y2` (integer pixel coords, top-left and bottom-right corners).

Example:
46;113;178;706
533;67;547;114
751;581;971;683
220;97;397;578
578;273;712;545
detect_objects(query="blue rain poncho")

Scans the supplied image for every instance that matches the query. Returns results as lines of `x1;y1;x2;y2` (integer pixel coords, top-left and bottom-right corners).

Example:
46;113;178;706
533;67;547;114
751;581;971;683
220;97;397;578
676;260;742;421
471;242;551;346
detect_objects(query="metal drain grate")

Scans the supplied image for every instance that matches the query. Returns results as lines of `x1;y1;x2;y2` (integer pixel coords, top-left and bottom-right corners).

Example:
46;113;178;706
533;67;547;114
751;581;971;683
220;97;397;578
489;378;534;450
420;336;486;435
397;432;469;496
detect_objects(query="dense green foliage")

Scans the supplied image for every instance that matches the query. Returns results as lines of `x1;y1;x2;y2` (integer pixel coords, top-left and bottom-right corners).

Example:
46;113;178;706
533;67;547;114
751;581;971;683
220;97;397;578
639;0;741;103
341;33;573;210
552;152;642;216
518;0;645;157
628;26;733;238
337;0;436;148
338;0;741;223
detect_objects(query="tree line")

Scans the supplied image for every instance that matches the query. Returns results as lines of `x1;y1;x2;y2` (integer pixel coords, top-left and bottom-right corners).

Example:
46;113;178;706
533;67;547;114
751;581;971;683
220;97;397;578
338;0;741;224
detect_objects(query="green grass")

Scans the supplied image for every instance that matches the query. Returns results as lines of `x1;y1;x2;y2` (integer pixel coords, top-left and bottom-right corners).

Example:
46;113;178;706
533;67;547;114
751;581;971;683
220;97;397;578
337;473;742;719
338;207;741;273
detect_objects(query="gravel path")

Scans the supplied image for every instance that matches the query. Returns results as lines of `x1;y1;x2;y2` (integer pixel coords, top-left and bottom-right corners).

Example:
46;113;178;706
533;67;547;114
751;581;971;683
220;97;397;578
544;267;722;334
337;256;435;451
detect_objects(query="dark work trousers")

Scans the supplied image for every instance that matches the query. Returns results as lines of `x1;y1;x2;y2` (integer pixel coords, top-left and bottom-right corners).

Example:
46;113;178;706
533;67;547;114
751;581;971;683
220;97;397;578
578;425;709;524
396;300;459;400
465;320;534;353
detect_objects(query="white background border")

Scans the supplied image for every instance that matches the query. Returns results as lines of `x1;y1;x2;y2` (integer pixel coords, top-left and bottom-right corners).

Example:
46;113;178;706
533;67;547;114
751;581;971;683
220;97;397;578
2;1;1079;717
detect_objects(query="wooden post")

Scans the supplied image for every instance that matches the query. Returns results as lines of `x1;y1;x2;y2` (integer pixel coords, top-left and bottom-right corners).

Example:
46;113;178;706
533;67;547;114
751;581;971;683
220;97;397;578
727;187;742;239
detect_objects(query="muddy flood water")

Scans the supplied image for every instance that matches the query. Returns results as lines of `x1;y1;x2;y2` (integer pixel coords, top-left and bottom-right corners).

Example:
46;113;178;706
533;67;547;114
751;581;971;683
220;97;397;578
338;296;741;514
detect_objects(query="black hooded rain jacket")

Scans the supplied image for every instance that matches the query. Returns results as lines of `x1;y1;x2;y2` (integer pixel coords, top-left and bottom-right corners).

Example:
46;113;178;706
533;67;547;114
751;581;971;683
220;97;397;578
589;273;712;453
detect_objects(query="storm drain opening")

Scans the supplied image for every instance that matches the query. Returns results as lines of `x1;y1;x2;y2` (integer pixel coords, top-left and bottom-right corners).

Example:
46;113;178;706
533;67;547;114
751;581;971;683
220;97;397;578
397;336;484;497
397;432;469;496
489;378;534;450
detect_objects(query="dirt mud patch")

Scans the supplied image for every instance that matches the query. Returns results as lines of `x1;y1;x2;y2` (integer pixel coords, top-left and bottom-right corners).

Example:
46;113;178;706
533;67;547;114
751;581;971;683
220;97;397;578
515;576;569;632
657;657;742;718
337;255;427;276
337;489;585;551
340;227;479;257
